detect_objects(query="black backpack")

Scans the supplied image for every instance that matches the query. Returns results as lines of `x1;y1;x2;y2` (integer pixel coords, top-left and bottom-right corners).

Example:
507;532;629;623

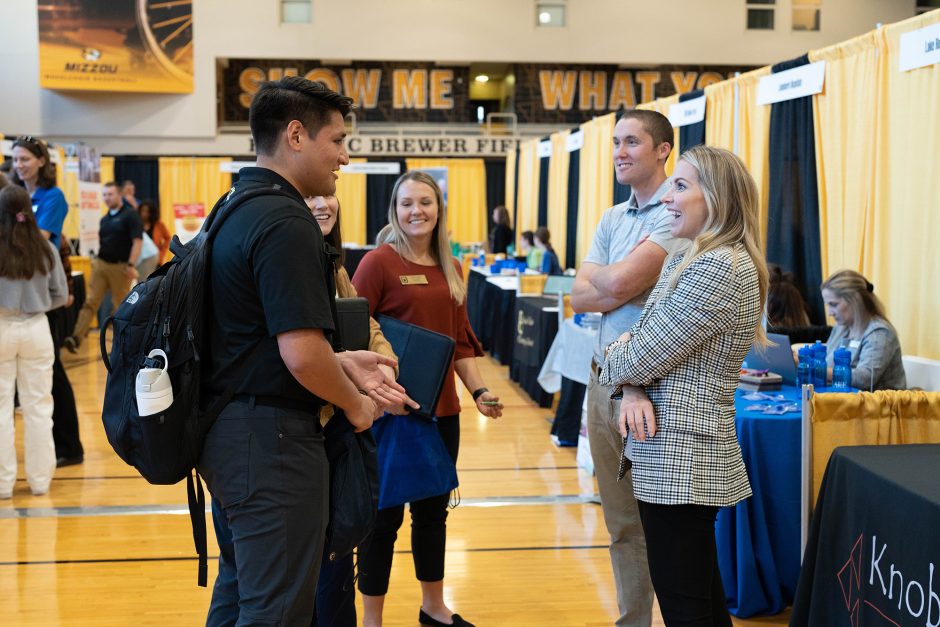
99;183;296;586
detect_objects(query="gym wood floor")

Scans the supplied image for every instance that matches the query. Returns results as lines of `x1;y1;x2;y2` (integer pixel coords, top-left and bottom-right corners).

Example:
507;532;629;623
1;333;791;626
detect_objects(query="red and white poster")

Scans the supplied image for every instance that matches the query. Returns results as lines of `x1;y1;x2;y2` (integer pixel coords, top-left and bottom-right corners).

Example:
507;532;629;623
78;181;102;256
173;203;206;244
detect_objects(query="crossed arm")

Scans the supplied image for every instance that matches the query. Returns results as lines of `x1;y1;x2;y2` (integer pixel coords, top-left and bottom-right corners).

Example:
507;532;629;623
570;240;667;314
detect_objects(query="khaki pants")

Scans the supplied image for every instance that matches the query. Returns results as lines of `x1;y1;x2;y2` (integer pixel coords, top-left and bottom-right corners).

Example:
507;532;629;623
0;313;56;496
72;258;133;344
587;365;653;627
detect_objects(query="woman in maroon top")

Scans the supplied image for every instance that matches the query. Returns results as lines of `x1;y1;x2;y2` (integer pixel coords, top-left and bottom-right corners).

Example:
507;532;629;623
352;171;502;627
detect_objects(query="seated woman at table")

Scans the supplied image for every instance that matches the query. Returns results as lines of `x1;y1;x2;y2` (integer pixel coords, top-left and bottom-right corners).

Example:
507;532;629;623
520;230;542;270
534;227;563;276
600;145;767;626
767;264;831;345
821;269;906;391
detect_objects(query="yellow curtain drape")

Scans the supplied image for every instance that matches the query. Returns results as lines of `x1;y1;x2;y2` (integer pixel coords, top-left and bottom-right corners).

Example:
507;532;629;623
575;113;616;266
406;158;488;245
810;390;940;502
336;158;367;245
637;95;680;176
868;10;940;360
99;157;114;216
60;155;81;241
158;157;233;241
704;79;737;153
809;31;882;282
546;131;570;268
735;68;772;248
504;148;517;221
515;139;541;248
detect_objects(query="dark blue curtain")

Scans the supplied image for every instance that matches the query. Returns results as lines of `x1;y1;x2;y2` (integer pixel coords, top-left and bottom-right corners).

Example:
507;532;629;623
613;181;632;206
565;148;580;269
511;147;520;241
679;89;706;153
485;158;506;233
113;157;160;207
365;159;407;245
537;140;550;228
767;55;824;323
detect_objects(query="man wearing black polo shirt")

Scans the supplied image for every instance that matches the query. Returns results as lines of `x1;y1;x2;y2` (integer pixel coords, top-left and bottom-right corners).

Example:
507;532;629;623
64;181;142;351
200;78;404;626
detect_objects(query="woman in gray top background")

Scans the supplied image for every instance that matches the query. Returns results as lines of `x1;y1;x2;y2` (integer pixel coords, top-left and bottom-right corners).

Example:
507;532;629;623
0;183;68;499
821;269;907;391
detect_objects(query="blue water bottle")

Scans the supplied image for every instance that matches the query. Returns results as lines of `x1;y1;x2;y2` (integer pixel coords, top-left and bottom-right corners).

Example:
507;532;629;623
797;345;812;387
812;341;828;388
832;347;853;390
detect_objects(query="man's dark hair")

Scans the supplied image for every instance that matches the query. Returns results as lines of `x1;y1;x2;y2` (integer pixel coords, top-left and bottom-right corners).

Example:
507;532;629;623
103;181;120;190
249;77;354;157
620;109;674;157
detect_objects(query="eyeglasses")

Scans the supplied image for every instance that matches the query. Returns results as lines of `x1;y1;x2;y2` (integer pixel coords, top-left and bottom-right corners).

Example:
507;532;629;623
13;136;46;155
14;135;40;146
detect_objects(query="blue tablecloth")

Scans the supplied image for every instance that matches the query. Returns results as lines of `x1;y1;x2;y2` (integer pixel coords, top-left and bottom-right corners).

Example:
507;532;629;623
717;385;803;618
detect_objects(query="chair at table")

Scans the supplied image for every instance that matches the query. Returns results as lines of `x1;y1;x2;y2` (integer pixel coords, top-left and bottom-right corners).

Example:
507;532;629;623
518;274;548;296
902;355;940;391
799;386;940;552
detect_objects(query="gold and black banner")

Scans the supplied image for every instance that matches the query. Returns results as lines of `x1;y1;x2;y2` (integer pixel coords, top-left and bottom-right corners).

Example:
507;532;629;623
38;0;193;93
511;63;755;123
221;60;471;124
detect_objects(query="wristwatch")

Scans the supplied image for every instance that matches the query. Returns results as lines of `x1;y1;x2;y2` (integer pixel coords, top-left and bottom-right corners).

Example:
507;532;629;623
472;387;489;401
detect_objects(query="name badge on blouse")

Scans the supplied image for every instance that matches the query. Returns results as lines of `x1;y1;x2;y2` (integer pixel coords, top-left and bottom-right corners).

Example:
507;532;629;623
399;274;428;285
849;340;861;349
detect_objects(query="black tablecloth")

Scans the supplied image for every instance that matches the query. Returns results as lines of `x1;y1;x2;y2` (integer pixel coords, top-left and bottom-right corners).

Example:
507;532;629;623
509;296;557;407
790;444;940;626
466;271;517;365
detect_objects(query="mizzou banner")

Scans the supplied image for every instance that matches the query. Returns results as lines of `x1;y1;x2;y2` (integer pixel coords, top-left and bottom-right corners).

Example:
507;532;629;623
221;60;470;124
513;63;754;123
38;0;194;93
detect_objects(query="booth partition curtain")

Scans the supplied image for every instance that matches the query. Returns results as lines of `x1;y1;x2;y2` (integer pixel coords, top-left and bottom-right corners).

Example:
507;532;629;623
678;89;706;153
705;79;736;153
99;157;115;203
365;159;405;245
809;31;882;282
869;11;940;360
58;152;79;241
546;131;570;267
157;157;233;241
504;148;518;234
575;113;615;266
114;157;160;208
537;142;550;229
406;158;488;245
736;68;773;248
335;158;368;245
565;142;581;269
767;55;824;323
515;139;541;249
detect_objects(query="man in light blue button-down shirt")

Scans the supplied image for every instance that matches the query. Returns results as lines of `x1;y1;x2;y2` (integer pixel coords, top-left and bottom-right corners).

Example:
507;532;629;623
571;109;688;627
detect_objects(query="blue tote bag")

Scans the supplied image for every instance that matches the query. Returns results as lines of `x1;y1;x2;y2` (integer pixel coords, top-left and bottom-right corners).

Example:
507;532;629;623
371;413;458;510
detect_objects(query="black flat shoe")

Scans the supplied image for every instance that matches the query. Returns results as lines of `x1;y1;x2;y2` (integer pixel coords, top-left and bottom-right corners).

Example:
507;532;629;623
419;609;475;627
56;456;83;468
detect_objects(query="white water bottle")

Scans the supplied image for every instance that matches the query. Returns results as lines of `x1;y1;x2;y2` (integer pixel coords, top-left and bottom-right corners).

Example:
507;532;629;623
136;349;173;416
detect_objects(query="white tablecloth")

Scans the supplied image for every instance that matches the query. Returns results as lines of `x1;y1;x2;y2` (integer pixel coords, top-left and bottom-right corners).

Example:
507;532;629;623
537;318;598;392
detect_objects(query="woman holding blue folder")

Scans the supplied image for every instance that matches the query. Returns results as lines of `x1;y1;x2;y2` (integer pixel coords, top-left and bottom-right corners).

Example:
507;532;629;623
353;170;503;627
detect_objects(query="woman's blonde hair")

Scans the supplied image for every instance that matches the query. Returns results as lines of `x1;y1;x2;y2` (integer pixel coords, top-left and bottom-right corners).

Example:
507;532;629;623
378;170;467;304
821;269;886;336
660;145;769;345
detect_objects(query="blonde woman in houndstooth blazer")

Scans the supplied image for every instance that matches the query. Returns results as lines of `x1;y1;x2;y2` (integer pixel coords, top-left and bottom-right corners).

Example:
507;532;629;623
599;145;769;627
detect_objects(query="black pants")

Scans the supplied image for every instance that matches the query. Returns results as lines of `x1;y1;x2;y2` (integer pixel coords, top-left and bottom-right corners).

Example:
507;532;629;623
357;414;460;597
637;501;732;627
201;400;328;627
46;307;83;459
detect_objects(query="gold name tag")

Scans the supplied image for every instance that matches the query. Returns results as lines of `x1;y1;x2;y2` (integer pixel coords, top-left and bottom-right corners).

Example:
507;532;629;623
399;274;429;285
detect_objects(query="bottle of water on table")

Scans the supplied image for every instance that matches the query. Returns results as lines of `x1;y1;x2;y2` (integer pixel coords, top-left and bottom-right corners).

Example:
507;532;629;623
831;346;853;390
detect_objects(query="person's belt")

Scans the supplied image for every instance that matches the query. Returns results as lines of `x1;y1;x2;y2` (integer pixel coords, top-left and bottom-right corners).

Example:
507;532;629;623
231;393;322;417
97;256;124;264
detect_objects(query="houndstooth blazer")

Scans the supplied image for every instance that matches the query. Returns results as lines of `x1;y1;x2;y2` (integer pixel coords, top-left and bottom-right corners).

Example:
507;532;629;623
599;245;758;507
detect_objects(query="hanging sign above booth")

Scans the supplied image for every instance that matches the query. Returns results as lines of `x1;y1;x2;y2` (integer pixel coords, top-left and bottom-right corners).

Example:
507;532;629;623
898;21;940;72
757;61;827;105
668;95;707;127
221;59;470;124
511;63;753;123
